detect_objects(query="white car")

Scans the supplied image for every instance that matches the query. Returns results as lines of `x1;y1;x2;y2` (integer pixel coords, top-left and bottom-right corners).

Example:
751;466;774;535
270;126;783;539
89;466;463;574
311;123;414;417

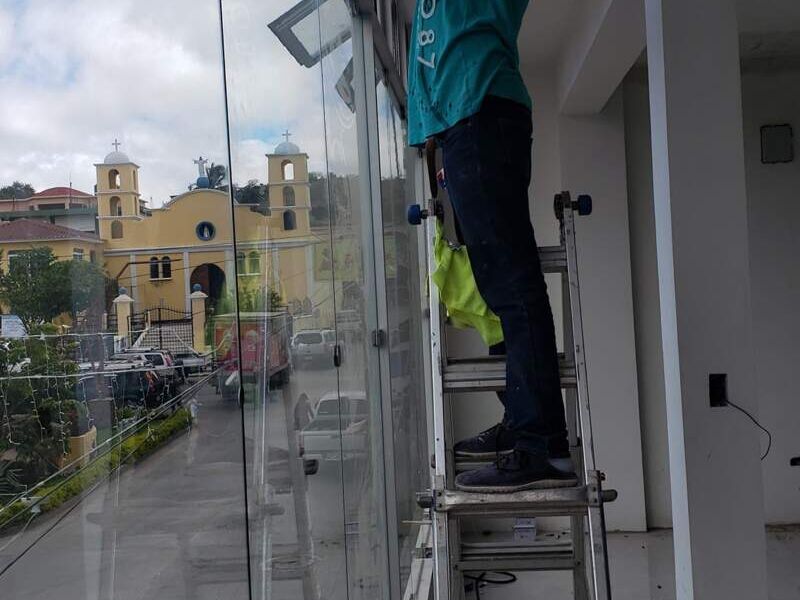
290;330;336;368
0;315;26;339
300;391;369;461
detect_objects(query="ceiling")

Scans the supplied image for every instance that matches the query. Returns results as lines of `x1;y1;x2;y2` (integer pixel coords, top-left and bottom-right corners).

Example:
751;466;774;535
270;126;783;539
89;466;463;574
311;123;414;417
397;1;800;71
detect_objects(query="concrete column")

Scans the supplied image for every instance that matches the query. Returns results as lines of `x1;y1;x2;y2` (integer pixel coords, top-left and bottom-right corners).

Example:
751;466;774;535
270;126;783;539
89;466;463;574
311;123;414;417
128;253;138;310
558;90;647;532
112;289;135;341
644;1;768;598
224;249;235;293
183;250;191;313
190;285;208;352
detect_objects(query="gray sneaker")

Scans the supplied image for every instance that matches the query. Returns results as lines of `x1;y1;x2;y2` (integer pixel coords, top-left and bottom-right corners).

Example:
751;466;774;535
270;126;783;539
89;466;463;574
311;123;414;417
455;449;578;493
453;423;515;461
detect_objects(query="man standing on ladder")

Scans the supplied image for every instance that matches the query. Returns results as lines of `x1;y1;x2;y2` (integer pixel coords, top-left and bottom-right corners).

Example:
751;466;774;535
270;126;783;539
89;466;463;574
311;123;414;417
407;0;578;492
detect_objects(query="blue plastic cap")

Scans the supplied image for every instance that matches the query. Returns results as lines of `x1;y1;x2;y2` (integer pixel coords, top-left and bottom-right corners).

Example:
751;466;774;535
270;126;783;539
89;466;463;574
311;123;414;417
407;204;423;226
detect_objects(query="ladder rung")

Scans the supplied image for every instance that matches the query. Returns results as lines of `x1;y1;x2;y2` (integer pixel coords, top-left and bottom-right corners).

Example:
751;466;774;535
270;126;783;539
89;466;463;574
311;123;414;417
538;245;567;273
456;552;576;573
443;356;576;393
437;486;592;517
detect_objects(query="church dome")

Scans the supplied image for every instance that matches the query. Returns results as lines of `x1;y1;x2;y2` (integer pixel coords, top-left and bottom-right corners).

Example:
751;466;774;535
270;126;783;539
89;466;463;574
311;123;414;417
104;150;131;164
274;140;300;155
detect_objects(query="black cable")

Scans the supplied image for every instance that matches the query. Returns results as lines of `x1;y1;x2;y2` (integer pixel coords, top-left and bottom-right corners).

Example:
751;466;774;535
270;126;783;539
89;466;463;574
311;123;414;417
727;399;772;461
463;571;517;600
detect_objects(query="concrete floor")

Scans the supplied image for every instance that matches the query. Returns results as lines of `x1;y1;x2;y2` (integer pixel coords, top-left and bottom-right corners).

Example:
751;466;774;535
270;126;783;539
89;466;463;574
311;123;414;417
2;368;797;599
479;527;800;600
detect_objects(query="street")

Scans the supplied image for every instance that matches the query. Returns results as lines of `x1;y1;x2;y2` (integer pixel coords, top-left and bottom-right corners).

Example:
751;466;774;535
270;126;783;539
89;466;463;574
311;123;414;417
0;367;360;600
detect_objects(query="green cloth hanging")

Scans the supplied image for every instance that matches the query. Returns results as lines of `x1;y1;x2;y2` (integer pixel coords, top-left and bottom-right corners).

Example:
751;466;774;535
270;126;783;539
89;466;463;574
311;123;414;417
431;220;504;347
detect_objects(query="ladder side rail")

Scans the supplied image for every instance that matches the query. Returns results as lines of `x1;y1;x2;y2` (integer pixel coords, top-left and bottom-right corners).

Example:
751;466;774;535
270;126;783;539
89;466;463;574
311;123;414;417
424;213;454;600
561;241;590;600
563;203;612;600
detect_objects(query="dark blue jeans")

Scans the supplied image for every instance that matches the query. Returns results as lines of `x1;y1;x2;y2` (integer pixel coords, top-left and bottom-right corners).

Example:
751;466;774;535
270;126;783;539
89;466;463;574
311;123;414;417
438;96;569;458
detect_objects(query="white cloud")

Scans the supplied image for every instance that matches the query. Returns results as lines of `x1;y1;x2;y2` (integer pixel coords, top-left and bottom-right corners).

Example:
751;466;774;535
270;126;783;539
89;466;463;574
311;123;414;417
0;0;356;207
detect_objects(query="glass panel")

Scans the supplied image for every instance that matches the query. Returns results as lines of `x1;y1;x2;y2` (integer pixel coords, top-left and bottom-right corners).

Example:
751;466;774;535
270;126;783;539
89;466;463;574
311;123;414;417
317;12;392;600
0;1;248;598
374;75;429;591
220;0;353;598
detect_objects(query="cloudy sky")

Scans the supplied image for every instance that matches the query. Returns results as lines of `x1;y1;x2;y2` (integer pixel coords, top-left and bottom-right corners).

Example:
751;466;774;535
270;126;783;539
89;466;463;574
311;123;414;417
0;0;350;206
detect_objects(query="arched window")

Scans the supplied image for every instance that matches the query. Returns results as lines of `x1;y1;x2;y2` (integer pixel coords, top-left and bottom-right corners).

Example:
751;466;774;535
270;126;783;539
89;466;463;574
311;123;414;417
133;170;138;191
248;251;260;274
282;186;295;207
109;169;121;190
283;210;297;231
149;257;160;280
109;196;122;216
111;220;123;239
161;256;172;279
281;160;294;181
236;251;246;273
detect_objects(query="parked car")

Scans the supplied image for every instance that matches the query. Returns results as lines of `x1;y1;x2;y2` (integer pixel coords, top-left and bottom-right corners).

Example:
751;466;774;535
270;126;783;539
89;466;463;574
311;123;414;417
300;391;369;461
0;314;25;339
173;348;210;375
113;349;183;393
290;330;335;369
99;359;167;408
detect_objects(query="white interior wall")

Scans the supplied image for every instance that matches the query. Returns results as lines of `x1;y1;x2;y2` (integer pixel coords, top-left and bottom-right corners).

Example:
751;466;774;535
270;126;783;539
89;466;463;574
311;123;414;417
623;65;800;527
741;67;800;524
623;72;672;529
557;89;647;532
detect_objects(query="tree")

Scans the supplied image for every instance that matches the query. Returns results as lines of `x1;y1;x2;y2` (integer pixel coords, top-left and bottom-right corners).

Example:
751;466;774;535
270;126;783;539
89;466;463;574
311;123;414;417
0;326;80;485
49;259;109;324
206;163;227;189
0;248;63;330
234;179;267;207
0;249;108;330
0;181;35;200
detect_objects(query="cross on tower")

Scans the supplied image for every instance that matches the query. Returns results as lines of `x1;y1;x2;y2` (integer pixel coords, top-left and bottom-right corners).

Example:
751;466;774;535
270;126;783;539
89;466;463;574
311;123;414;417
282;129;292;143
112;138;121;152
193;155;209;178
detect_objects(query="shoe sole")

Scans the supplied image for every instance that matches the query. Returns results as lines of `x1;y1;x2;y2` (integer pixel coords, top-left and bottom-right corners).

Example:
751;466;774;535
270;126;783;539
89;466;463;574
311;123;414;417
454;449;514;461
454;476;579;494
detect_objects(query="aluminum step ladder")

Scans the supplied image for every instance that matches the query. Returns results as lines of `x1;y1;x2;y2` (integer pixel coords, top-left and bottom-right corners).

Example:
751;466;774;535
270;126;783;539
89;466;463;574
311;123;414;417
411;191;616;600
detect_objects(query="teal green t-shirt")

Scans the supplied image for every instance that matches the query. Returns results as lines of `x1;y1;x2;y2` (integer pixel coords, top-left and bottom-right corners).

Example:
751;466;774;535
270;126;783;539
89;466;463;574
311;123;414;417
407;0;531;146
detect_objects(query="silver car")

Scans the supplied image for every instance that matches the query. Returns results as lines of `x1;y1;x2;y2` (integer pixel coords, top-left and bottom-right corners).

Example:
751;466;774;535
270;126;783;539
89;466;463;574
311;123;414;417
290;330;335;368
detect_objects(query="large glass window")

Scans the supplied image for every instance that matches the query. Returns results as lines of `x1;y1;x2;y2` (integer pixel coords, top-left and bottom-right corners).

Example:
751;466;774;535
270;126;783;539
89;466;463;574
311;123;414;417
375;74;429;593
1;3;425;599
0;2;246;598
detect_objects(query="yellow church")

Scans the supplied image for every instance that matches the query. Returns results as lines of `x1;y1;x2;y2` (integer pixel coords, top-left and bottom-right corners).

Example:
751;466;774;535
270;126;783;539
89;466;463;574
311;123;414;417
95;139;317;316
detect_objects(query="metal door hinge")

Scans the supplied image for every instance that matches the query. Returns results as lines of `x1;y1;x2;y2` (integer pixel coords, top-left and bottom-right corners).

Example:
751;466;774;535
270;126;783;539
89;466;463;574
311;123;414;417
372;329;386;347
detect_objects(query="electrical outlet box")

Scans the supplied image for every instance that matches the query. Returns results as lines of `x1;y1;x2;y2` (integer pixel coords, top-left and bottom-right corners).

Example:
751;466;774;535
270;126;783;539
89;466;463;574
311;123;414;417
709;373;728;407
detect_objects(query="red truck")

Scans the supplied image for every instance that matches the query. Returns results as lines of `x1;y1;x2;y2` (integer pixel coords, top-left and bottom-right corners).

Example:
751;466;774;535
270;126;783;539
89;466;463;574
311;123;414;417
213;311;292;401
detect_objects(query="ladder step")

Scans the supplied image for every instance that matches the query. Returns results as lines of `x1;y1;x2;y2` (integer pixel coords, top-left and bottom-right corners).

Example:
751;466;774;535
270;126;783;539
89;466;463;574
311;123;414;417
437;486;593;517
455;551;577;573
443;356;576;393
538;245;567;273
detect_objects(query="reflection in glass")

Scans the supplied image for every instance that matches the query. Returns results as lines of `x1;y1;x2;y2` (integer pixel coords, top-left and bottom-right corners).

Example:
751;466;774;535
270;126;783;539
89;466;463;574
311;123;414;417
221;1;352;598
375;76;429;592
0;1;247;598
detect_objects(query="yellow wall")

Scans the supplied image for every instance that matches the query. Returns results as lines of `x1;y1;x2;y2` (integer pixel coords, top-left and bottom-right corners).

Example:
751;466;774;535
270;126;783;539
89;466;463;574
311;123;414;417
103;188;316;310
0;239;104;272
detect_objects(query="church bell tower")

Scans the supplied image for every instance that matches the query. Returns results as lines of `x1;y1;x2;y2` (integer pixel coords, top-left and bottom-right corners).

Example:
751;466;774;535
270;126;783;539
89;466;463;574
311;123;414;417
95;139;142;241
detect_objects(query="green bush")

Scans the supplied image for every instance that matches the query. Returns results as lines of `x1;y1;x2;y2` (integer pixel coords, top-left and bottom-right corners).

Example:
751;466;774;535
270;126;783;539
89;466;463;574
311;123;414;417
0;409;192;531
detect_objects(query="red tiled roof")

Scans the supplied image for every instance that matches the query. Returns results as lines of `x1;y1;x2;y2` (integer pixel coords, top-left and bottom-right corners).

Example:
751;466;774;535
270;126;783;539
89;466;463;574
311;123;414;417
0;219;101;243
30;187;93;199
